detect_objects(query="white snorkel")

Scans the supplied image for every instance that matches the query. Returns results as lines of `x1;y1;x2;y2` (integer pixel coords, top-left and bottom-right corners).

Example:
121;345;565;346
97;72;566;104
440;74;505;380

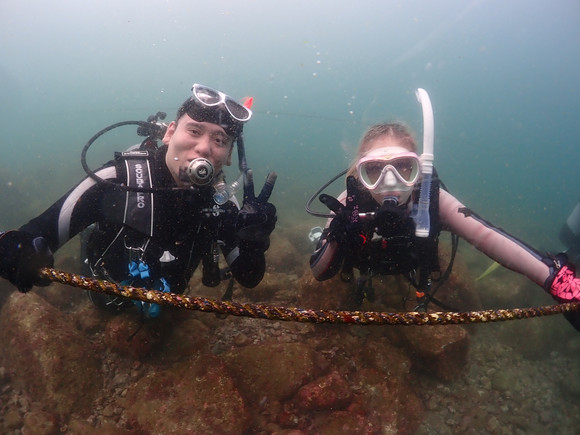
413;88;434;238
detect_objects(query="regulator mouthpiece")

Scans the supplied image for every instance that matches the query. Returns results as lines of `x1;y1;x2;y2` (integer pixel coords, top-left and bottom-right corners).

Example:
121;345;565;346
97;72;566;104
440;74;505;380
382;196;399;207
186;158;214;185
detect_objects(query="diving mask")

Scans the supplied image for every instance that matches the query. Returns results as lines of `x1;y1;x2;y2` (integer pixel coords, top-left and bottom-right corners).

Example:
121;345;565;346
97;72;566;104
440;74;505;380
177;84;252;138
357;146;420;196
191;84;252;122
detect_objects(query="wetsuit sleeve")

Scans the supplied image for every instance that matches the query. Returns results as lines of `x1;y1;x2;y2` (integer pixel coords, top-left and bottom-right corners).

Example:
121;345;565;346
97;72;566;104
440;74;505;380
310;231;346;281
439;189;551;287
17;164;119;253
219;201;267;288
309;190;347;281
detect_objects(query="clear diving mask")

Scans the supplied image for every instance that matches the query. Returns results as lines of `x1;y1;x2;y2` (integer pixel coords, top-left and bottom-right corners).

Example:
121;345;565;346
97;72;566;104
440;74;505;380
177;84;252;139
356;146;420;200
191;84;252;122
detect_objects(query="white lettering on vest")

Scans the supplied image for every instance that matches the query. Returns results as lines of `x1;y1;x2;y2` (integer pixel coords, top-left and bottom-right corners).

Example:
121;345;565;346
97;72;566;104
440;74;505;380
135;164;146;208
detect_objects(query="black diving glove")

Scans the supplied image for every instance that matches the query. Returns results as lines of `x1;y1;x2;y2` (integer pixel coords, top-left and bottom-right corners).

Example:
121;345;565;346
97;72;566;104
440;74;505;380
236;169;278;250
0;230;54;292
319;176;365;250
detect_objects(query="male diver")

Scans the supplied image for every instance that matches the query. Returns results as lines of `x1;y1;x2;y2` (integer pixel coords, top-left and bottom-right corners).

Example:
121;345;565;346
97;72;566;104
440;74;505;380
0;84;277;318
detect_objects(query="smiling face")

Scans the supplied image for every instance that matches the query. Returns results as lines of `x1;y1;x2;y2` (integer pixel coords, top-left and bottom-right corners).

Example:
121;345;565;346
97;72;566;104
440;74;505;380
162;114;234;186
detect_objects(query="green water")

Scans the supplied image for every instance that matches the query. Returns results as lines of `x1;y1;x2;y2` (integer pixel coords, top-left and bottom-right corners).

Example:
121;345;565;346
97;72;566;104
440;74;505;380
1;1;580;432
1;0;579;252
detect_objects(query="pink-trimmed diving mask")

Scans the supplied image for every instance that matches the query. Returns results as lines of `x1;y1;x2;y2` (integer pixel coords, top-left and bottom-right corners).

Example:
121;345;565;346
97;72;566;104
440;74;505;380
356;146;421;196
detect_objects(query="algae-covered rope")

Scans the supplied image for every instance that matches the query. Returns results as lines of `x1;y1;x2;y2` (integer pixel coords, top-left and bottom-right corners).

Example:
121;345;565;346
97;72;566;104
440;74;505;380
40;267;580;326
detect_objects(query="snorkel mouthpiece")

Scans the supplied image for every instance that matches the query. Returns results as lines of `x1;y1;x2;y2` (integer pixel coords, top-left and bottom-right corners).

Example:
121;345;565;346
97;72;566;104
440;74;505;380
186;158;214;185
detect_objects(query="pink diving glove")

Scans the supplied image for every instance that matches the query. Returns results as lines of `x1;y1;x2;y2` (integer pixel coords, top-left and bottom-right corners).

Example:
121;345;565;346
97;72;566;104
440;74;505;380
550;263;580;303
545;255;580;331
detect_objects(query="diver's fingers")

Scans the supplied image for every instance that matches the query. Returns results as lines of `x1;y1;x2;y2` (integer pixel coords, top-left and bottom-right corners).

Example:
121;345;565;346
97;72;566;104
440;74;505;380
319;194;343;214
345;176;358;204
243;169;255;202
257;171;277;203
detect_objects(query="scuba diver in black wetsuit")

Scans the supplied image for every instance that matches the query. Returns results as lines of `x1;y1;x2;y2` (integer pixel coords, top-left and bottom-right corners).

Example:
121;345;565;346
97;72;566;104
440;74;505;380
0;83;277;318
308;89;580;330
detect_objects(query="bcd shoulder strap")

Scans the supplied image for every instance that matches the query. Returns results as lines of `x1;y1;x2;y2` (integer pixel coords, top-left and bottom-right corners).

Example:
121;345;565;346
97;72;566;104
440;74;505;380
117;150;154;237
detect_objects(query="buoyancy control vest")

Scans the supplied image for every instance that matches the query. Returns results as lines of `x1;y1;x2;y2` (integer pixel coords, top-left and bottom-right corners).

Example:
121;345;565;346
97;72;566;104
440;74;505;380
344;170;444;306
82;150;223;297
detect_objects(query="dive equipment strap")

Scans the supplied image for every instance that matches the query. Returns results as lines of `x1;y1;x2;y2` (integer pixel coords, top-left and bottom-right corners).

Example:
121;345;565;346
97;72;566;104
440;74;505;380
118;150;155;237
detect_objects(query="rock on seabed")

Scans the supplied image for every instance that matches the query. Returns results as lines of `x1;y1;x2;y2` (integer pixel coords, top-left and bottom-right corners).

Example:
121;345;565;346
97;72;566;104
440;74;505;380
0;292;101;417
0;232;578;433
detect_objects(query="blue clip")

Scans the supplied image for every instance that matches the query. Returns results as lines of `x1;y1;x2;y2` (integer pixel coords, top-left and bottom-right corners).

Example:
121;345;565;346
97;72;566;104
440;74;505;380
138;262;150;279
128;261;140;277
147;278;171;319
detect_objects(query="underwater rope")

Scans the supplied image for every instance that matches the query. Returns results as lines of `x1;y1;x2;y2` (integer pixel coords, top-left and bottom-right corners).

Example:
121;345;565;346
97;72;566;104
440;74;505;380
40;267;580;326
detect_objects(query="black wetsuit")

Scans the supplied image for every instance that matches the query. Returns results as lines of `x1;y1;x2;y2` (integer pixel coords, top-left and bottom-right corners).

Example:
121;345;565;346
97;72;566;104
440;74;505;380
19;146;265;293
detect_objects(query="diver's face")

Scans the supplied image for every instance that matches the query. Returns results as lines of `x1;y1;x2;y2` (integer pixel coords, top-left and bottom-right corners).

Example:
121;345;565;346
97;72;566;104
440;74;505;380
163;114;233;186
